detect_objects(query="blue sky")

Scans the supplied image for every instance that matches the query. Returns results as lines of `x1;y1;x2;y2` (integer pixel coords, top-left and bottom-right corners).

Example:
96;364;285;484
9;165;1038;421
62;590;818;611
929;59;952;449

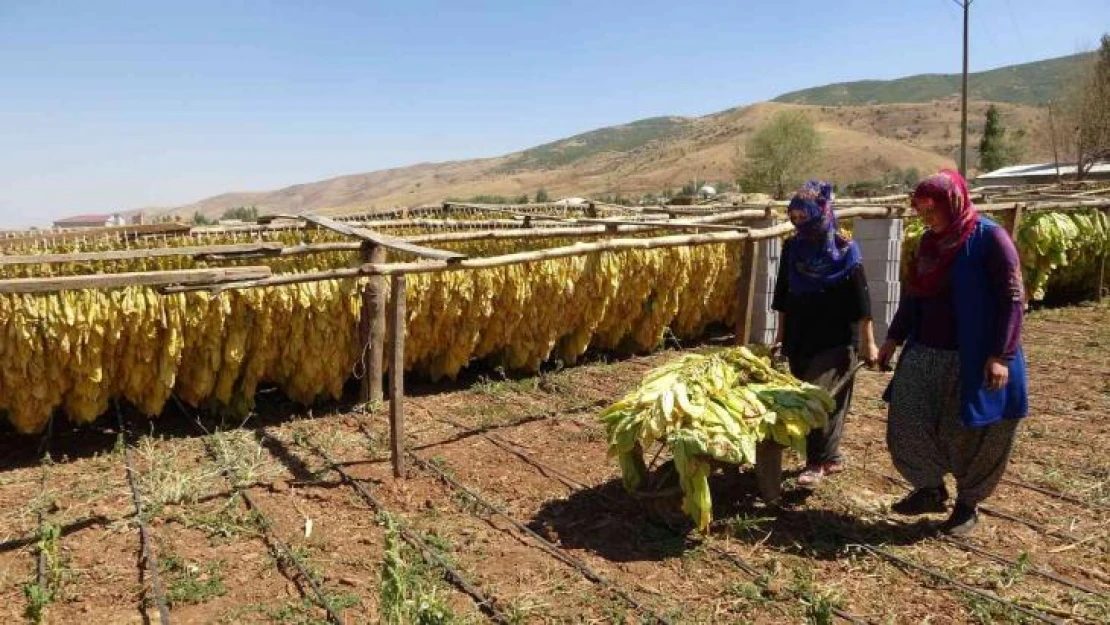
1;0;1106;227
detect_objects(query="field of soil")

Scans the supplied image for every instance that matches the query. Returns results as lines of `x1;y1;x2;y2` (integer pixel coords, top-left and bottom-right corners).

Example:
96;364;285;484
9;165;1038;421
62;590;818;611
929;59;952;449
0;303;1106;624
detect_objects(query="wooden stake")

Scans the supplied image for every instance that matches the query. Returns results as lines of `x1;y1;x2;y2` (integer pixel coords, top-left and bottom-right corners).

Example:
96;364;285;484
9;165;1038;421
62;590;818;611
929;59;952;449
1009;204;1024;241
754;439;783;504
1099;208;1108;303
358;244;386;405
734;239;758;345
389;274;407;479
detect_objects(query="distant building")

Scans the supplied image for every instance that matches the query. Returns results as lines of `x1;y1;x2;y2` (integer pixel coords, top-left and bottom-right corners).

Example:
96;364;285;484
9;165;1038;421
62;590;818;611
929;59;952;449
697;185;717;199
975;161;1110;186
52;213;127;229
555;197;590;207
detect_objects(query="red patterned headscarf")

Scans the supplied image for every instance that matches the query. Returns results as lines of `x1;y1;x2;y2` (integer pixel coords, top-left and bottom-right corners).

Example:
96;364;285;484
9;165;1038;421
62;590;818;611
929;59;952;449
906;170;980;297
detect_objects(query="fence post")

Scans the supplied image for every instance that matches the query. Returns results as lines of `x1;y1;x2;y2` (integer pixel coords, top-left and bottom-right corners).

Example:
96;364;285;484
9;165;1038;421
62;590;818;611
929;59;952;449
734;239;757;345
359;244;387;406
389;274;407;479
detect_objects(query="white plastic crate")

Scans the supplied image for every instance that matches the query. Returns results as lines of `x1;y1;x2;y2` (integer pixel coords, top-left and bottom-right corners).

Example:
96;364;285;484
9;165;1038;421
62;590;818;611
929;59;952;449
853;218;905;242
862;258;902;283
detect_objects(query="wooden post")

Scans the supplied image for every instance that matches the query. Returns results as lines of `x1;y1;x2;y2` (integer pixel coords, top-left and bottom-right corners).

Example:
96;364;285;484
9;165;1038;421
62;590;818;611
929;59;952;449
754;439;783;504
733;239;758;345
359;244;387;406
1100;209;1108;303
389;275;407;479
1099;250;1106;303
1009;204;1024;241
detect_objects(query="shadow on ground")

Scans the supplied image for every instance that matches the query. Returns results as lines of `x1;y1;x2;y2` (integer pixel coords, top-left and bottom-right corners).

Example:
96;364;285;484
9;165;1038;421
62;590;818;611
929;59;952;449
529;467;936;565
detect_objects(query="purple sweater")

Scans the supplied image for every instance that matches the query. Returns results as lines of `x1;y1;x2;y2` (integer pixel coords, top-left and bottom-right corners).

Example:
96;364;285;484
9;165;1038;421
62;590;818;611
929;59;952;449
887;225;1024;360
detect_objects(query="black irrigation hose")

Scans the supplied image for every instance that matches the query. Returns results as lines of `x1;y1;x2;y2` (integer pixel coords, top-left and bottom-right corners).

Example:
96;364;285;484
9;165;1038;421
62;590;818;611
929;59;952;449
235;489;346;625
943;536;1108;598
856;545;1067;625
435;412;1110;620
439;417;870;624
0;516;114;554
116;408;173;625
194;429;346;625
406;450;677;625
858;465;1088;544
299;438;514;624
33;420;53;603
856;414;1106;512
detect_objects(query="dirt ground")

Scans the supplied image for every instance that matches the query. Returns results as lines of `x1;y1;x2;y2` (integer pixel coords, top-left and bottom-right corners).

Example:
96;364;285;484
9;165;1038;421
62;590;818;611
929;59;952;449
0;303;1107;624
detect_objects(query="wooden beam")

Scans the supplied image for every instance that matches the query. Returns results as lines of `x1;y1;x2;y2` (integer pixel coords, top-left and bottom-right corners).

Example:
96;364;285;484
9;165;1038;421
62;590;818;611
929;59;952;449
361;219;831;278
0;266;272;294
273;213;467;262
440;202;575;223
0;223;191;248
389;274;407;479
360;244;387;406
734;239;758;345
575;217;750;231
158;266;362;294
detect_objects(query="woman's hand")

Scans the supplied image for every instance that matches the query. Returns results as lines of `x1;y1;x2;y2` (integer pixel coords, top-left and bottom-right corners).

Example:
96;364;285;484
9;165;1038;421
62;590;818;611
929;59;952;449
877;340;899;372
859;337;879;367
984;357;1009;391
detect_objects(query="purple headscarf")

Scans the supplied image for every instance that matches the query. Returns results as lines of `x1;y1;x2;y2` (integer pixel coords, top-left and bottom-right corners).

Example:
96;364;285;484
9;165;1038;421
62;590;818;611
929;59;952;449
785;180;862;293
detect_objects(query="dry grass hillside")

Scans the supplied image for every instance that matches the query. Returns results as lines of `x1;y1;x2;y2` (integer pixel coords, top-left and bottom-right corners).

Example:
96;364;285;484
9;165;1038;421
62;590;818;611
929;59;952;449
152;99;1048;220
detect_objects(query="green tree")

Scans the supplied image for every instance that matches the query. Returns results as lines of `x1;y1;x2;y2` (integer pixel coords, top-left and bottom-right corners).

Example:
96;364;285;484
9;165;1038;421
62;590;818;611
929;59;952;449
741;110;822;199
192;211;212;225
979;105;1022;172
534;188;550;203
1074;34;1110;178
221;206;259;222
1046;34;1110;180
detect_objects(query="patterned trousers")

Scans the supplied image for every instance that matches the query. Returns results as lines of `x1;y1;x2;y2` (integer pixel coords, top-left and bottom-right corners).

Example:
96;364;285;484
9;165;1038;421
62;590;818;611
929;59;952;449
886;345;1019;506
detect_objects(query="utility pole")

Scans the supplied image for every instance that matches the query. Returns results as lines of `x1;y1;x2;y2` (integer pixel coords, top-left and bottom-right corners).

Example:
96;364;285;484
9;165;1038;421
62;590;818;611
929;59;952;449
957;0;973;177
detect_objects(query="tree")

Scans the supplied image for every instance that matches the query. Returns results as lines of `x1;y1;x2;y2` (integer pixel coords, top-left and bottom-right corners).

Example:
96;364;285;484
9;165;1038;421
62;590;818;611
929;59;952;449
1046;34;1110;180
1073;34;1110;178
192;211;212;225
222;206;259;222
741;110;822;199
979;105;1023;172
534;188;550;203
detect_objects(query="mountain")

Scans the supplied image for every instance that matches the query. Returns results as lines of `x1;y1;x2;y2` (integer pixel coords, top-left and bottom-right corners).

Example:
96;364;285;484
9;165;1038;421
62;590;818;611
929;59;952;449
773;52;1093;106
149;98;1047;221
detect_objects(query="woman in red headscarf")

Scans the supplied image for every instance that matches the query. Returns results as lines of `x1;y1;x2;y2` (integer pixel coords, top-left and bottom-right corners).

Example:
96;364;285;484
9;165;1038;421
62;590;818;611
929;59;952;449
878;170;1029;536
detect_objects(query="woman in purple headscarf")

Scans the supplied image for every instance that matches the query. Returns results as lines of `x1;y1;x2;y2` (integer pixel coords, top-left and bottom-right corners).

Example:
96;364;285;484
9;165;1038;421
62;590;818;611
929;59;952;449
772;180;879;486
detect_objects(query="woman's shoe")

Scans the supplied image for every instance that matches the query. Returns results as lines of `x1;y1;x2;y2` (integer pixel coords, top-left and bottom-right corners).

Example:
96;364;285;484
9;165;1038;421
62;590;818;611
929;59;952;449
797;462;844;486
892;485;949;515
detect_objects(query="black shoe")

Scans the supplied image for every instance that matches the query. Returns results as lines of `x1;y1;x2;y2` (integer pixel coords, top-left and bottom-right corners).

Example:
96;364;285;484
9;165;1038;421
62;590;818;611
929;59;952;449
891;485;949;515
939;501;979;536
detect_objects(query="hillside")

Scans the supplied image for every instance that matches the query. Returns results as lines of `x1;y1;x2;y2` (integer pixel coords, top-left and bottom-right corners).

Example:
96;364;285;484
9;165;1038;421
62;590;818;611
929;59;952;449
150;98;1048;221
773;52;1092;106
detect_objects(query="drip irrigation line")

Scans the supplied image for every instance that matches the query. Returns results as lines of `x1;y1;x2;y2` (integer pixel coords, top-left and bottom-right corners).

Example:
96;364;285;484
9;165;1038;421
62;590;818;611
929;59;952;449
406;449;677;625
432;412;1107;618
857;465;1087;544
33;420;53;599
943;536;1108;598
300;438;514;624
856;544;1065;625
856;414;1104;510
428;412;869;623
185;414;345;625
229;486;346;625
116;407;173;625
